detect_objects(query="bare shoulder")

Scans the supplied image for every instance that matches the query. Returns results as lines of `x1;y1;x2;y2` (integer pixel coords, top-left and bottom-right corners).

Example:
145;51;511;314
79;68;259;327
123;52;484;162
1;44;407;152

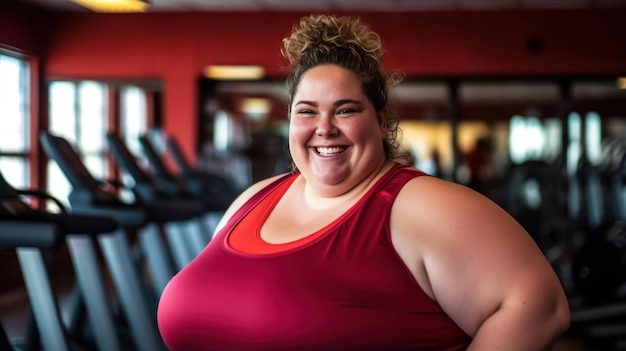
391;175;562;335
392;173;537;246
214;173;292;233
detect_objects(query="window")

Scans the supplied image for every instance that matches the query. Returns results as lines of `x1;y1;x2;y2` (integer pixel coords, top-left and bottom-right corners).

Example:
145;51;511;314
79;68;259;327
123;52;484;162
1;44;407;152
46;81;152;206
509;115;551;164
47;81;108;206
121;85;148;163
118;85;150;201
585;111;602;166
0;52;30;189
567;112;582;175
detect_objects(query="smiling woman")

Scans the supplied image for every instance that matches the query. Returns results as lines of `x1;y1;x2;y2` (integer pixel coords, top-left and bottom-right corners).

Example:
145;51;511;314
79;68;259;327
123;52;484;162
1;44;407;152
288;64;390;193
157;14;570;351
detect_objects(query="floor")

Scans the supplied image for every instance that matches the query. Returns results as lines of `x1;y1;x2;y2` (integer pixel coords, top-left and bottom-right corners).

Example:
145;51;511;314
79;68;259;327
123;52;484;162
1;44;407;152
0;276;76;347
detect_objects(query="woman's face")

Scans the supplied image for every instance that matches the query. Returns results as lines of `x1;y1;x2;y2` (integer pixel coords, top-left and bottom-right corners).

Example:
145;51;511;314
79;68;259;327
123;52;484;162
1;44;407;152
289;64;387;195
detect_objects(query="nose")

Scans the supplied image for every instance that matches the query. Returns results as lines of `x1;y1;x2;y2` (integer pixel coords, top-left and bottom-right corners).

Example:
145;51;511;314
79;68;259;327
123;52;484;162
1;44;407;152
315;114;338;137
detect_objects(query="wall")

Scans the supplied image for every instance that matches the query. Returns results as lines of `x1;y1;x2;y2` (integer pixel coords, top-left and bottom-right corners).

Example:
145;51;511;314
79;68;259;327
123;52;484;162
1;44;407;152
41;9;626;164
0;3;43;53
0;2;47;293
1;4;625;294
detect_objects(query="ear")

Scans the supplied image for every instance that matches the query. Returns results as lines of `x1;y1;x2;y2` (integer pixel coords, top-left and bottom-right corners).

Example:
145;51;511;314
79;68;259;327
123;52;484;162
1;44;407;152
378;107;388;139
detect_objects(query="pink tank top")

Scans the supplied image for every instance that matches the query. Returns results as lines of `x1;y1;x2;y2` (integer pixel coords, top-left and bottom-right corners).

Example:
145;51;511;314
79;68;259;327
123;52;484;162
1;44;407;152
157;164;471;350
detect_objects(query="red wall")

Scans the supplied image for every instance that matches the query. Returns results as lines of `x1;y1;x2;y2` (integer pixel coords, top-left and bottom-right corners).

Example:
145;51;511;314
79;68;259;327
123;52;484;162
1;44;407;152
0;3;44;53
33;9;626;163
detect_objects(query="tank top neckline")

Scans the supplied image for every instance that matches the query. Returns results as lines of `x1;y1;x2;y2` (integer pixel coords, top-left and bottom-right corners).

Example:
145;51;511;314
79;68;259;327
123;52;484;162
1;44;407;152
222;163;406;258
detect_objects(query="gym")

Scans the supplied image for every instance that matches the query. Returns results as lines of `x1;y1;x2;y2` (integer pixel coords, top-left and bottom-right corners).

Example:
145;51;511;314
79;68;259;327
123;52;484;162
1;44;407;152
1;0;626;350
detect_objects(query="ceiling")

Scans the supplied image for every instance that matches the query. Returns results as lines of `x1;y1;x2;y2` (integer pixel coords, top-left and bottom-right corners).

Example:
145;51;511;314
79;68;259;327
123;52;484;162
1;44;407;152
16;0;626;12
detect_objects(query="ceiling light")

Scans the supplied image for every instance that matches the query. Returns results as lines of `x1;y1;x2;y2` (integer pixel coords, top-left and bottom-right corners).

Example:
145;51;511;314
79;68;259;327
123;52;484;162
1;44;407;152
71;0;150;13
241;98;271;120
204;65;265;80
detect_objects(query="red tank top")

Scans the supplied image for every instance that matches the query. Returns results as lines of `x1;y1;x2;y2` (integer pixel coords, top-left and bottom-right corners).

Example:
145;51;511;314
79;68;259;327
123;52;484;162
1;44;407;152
227;174;328;254
157;164;472;350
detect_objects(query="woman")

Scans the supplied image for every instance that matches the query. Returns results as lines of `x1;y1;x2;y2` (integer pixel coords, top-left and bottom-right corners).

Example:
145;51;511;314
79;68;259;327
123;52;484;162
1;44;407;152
157;14;570;350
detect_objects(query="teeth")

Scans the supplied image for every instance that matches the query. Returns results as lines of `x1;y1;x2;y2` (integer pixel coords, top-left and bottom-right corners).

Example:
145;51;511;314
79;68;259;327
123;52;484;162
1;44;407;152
316;147;346;156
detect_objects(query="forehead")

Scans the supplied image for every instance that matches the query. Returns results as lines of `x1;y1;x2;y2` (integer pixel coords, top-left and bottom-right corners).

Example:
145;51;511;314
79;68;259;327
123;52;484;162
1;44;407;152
294;64;364;99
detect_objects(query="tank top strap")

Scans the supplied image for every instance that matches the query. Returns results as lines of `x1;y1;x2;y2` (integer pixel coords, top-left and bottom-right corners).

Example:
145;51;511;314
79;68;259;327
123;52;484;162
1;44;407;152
216;172;297;240
373;164;428;205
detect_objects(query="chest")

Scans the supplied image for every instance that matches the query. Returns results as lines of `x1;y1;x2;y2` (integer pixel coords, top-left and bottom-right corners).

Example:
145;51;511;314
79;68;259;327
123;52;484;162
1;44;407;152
259;186;361;244
158;225;470;351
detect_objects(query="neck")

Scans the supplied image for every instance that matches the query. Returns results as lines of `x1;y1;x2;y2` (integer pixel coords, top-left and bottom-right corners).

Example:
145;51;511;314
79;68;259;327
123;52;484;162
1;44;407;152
300;160;393;210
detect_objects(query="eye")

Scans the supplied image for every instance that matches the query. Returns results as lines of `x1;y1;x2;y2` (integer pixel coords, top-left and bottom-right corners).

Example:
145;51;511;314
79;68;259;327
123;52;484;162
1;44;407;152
292;108;317;119
296;109;316;116
337;107;358;115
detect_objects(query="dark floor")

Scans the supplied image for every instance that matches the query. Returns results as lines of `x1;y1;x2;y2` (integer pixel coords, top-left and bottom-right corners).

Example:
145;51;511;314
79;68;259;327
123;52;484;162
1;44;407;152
0;276;76;347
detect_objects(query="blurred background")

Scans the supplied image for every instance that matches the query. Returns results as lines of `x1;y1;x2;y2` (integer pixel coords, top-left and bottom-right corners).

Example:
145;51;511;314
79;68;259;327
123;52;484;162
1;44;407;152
1;0;626;350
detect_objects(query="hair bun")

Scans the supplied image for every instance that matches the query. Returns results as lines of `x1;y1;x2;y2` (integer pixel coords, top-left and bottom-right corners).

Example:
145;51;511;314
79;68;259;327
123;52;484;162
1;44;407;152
282;14;384;67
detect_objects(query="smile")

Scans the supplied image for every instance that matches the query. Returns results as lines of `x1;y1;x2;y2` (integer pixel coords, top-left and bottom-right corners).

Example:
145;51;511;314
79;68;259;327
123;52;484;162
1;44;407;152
315;146;347;156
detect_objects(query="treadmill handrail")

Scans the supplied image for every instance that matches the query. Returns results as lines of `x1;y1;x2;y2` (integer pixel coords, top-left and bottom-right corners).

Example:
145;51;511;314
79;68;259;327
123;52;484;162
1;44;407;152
166;135;194;175
40;132;103;192
139;134;174;181
106;133;154;185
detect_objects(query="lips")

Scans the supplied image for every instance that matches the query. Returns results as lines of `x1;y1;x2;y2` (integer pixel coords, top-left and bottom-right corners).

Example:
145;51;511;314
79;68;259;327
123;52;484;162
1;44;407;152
315;146;347;156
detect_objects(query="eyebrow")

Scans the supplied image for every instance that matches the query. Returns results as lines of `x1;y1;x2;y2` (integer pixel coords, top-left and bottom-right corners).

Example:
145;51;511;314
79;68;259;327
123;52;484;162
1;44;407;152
293;99;363;108
294;100;317;107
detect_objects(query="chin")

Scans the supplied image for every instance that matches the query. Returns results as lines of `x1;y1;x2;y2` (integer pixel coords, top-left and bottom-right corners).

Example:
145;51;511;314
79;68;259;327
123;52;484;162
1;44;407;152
312;168;351;186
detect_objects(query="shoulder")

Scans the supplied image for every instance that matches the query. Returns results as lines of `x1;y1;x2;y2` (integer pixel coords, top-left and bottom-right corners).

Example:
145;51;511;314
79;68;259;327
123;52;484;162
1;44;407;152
393;173;512;234
392;174;536;274
390;175;555;335
214;173;293;233
393;174;537;261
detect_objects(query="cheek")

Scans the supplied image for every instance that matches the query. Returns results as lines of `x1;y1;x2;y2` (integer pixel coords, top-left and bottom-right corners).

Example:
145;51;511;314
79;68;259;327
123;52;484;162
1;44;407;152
349;121;381;143
288;122;308;150
289;119;311;139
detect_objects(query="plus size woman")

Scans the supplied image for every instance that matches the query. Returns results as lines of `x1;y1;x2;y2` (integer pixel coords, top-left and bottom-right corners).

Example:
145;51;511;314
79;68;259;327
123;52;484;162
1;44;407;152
157;14;570;351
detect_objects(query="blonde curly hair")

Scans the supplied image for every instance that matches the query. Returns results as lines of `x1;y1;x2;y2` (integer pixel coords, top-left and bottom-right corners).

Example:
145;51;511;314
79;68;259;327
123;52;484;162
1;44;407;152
282;14;405;163
282;14;384;71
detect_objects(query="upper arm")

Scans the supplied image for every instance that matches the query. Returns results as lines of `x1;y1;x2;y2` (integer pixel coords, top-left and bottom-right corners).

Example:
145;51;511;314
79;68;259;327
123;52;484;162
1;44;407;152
391;176;569;340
